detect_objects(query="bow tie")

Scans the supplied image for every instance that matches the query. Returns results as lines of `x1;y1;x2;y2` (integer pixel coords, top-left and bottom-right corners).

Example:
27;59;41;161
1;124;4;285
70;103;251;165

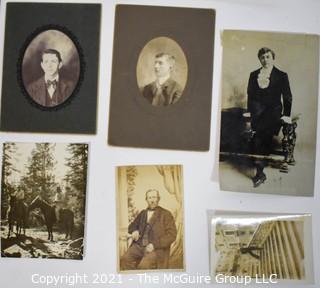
46;80;58;88
147;208;155;211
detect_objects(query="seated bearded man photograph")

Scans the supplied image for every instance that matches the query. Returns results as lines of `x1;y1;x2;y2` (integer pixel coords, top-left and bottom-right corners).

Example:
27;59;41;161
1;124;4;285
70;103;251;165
120;189;177;270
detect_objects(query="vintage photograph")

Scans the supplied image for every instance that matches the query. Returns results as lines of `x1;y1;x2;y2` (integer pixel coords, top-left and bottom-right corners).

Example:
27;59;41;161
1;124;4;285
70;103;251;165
210;212;313;284
117;165;184;272
21;28;80;108
0;142;88;259
219;30;319;196
136;37;188;107
1;3;101;134
108;5;215;151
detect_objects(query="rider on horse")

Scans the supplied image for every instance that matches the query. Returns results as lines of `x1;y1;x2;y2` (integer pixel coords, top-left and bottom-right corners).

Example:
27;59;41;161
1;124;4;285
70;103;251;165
53;186;64;223
7;186;28;237
10;186;26;212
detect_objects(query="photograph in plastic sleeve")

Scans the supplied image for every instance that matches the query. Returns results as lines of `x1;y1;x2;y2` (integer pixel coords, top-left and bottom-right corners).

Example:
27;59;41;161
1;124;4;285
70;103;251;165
1;142;88;259
219;30;319;196
210;212;313;284
116;165;184;272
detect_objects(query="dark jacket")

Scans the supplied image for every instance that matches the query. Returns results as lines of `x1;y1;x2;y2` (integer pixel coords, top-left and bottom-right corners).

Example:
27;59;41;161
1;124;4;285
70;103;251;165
142;78;182;106
27;76;74;107
129;206;177;268
247;66;292;154
247;66;292;133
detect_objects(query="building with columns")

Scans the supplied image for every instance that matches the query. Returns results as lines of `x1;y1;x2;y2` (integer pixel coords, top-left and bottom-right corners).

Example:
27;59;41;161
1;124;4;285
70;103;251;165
215;218;305;280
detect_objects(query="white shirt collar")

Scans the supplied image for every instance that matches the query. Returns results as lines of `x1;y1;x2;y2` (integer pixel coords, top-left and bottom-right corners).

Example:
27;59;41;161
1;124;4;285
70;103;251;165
260;65;274;76
45;74;59;83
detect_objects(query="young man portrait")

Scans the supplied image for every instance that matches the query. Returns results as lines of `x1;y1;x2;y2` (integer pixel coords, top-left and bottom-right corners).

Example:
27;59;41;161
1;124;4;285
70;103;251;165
26;49;75;107
247;47;292;187
220;30;318;196
142;53;182;106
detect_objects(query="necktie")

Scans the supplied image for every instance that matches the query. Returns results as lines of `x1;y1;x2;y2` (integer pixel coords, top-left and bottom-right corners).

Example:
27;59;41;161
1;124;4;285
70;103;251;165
46;80;57;89
152;84;166;106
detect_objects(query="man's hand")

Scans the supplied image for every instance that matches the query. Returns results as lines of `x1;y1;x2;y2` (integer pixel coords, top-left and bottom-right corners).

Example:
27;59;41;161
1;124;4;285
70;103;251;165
145;243;154;253
281;116;292;124
131;230;140;241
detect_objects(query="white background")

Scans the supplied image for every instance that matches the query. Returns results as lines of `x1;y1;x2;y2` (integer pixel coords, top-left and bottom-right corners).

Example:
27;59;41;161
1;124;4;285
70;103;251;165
0;0;319;287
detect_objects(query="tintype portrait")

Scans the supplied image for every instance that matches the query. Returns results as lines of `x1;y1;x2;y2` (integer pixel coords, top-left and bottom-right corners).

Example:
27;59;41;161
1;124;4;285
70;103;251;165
117;165;184;272
219;30;319;196
136;37;188;107
1;142;88;259
210;212;313;284
21;29;80;108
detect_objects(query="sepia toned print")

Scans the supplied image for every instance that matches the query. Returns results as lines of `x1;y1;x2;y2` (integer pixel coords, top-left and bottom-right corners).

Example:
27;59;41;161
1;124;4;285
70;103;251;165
108;5;215;150
210;213;313;284
136;37;188;107
21;29;80;108
219;30;319;196
1;142;88;259
117;165;184;272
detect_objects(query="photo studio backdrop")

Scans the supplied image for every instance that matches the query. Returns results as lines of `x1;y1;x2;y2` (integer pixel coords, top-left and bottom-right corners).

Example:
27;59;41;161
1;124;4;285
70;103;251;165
0;0;319;287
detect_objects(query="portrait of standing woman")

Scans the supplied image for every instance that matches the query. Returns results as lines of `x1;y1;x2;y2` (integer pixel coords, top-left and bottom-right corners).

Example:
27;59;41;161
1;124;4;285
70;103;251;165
248;47;292;187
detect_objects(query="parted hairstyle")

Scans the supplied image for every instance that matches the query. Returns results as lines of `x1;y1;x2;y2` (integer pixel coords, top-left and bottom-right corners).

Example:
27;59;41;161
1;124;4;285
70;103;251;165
41;48;62;63
257;47;275;60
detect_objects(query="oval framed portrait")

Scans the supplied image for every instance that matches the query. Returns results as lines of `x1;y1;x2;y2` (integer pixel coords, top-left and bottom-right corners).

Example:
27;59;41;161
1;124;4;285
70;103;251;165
136;37;188;107
19;25;83;109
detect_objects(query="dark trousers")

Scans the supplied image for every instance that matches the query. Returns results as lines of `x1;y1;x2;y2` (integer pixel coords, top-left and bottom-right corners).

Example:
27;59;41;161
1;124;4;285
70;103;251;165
120;243;157;270
252;131;274;174
252;131;274;155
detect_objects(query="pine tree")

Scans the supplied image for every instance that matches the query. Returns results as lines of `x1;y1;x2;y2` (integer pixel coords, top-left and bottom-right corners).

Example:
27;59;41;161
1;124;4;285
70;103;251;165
1;143;18;219
64;144;88;225
22;143;57;202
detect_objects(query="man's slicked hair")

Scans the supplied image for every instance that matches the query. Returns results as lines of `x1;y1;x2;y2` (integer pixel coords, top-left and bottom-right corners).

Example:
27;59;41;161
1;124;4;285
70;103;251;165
41;48;62;62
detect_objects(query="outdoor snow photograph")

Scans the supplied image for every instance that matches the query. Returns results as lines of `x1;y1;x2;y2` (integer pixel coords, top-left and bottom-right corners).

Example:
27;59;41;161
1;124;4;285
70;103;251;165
0;142;88;259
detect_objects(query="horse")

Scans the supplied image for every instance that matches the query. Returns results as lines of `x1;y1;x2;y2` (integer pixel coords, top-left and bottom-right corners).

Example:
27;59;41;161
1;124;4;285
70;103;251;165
7;195;28;238
60;209;74;240
29;196;74;241
29;196;56;241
